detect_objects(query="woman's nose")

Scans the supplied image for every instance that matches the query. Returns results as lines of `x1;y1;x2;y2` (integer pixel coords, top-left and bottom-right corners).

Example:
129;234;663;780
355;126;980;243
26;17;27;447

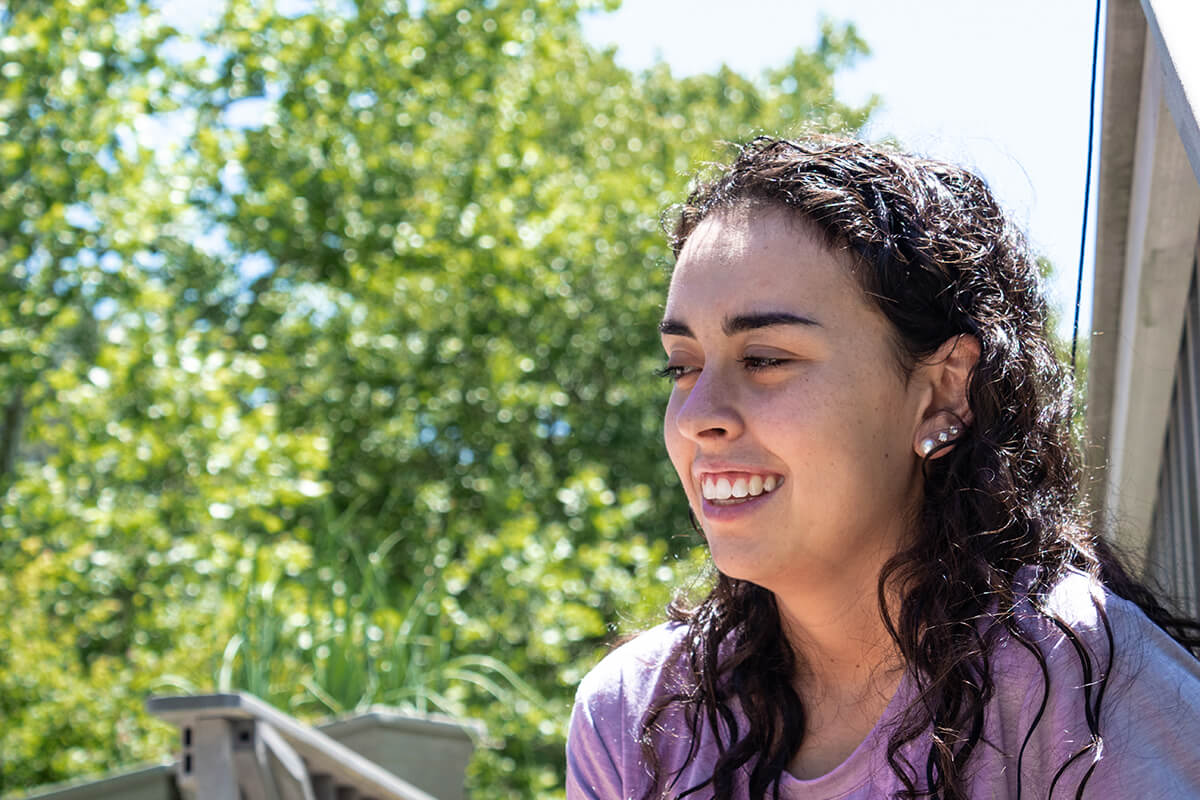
673;367;745;442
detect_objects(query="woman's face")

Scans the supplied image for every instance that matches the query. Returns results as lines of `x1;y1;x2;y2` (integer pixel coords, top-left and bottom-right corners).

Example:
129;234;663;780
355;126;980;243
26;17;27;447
660;207;930;596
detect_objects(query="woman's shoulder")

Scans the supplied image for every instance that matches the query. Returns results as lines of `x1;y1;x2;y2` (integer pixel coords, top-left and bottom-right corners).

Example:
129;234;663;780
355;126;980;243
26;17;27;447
566;621;696;799
998;566;1197;679
989;566;1200;794
574;620;692;712
1009;566;1194;657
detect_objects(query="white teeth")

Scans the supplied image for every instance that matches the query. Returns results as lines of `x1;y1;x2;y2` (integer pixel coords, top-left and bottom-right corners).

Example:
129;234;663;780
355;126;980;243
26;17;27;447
700;474;780;501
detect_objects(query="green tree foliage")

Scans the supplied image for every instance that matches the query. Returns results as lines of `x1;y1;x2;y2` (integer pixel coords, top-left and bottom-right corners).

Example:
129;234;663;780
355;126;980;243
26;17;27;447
0;0;873;795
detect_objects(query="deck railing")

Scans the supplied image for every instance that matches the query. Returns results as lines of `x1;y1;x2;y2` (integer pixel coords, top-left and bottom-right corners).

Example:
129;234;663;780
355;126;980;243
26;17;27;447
18;693;479;800
146;693;441;800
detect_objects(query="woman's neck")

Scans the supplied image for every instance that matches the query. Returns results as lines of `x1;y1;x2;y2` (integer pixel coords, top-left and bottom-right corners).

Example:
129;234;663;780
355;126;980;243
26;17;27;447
777;585;906;780
774;571;903;701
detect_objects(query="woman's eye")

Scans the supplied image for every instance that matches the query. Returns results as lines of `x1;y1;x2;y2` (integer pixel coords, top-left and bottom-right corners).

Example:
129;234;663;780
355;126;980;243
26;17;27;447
654;363;697;382
739;356;788;371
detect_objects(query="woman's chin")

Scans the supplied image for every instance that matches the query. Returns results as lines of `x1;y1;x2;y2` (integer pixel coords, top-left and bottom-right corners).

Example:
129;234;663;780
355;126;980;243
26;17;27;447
705;540;777;588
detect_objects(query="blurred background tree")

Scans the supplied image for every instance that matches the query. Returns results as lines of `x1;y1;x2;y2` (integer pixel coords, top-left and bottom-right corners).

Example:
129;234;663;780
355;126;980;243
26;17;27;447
0;0;873;795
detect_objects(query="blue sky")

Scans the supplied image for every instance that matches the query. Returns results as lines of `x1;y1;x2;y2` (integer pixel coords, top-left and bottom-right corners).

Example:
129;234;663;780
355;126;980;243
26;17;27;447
580;0;1102;341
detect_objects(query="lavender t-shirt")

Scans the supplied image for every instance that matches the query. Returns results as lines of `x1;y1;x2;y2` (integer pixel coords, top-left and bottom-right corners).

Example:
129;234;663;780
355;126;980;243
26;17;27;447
566;571;1200;799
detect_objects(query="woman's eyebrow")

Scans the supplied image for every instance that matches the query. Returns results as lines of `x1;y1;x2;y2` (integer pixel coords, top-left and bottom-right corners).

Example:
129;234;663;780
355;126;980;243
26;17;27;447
658;318;694;337
723;311;821;335
658;312;820;339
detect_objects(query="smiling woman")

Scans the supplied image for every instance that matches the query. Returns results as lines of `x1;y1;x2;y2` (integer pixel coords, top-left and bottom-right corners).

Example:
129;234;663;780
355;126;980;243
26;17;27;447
565;137;1200;800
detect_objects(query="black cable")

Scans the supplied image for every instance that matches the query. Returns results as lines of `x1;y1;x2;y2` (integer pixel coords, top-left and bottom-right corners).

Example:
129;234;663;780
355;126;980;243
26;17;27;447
1071;0;1103;375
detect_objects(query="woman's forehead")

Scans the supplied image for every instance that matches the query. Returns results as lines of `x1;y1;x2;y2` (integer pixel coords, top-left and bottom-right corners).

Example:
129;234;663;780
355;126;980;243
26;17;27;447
666;208;862;316
676;206;762;263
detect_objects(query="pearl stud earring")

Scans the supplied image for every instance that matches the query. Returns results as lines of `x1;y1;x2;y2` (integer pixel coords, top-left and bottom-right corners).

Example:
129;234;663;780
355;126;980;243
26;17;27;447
920;425;963;457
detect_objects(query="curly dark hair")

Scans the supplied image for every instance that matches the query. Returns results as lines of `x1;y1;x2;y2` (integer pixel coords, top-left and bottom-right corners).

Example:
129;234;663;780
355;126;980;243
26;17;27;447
639;136;1200;800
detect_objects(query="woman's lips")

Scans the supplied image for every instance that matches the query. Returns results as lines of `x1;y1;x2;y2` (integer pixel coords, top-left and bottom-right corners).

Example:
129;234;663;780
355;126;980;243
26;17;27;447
694;471;784;521
700;471;783;503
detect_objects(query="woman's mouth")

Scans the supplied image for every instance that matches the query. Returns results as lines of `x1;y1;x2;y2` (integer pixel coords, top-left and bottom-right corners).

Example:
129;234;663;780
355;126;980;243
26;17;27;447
700;472;783;506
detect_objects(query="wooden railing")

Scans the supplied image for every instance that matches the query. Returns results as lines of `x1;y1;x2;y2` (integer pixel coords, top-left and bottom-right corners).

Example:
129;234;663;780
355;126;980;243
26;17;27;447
146;693;439;800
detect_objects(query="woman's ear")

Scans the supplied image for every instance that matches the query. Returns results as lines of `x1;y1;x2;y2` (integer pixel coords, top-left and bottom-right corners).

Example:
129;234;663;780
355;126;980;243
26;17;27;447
913;334;981;459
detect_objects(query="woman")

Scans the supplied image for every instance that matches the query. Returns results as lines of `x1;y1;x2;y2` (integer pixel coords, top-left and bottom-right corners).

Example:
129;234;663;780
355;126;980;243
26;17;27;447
566;136;1200;799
